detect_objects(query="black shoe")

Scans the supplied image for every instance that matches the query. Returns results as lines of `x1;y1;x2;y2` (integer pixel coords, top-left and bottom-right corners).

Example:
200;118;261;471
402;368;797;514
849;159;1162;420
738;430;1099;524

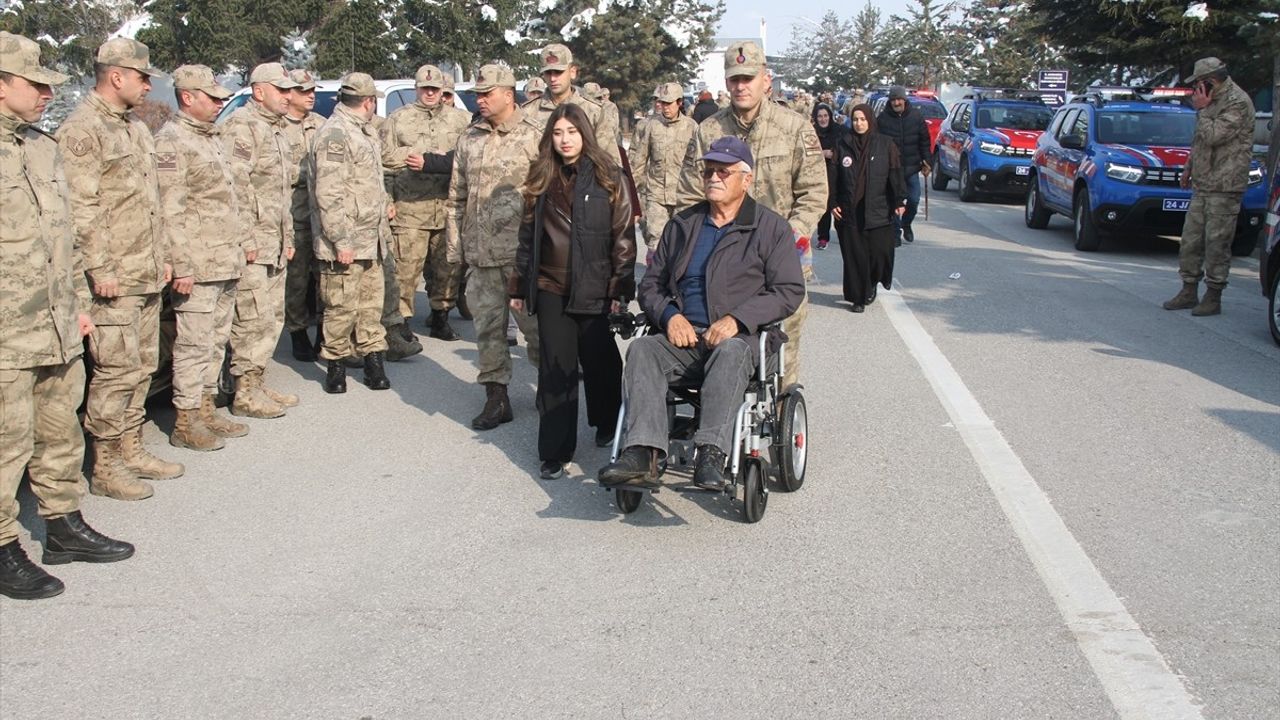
290;330;315;361
904;226;914;243
692;445;729;491
363;352;391;390
324;359;347;394
599;446;662;488
0;541;64;600
471;382;513;430
398;322;414;342
506;334;517;347
594;427;614;448
42;512;134;565
429;309;460;342
851;304;865;313
539;460;565;479
866;285;878;305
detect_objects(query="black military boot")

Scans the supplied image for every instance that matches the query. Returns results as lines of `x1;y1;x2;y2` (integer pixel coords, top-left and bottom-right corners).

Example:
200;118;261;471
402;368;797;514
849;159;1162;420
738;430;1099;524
692;445;729;491
599;446;663;489
42;512;135;565
324;359;347;394
0;540;64;600
290;329;315;361
363;352;391;390
429;309;460;341
471;382;513;430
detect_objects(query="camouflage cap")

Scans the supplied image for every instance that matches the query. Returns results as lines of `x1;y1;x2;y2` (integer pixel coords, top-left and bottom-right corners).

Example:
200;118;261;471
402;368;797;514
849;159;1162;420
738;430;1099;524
440;72;455;91
249;62;300;89
540;43;573;73
1186;57;1227;83
172;64;233;100
96;37;166;78
0;31;69;85
474;64;515;93
653;82;682;102
524;76;546;93
340;72;384;98
724;40;765;79
581;81;603;101
288;68;317;91
415;64;446;89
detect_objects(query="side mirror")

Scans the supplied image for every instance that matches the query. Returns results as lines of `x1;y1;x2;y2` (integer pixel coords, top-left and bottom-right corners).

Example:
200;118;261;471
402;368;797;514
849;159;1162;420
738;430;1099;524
1060;134;1085;150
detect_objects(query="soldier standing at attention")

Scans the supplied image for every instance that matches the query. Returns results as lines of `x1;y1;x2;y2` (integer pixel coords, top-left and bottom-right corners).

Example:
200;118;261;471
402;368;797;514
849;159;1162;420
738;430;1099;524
630;82;698;255
447;64;543;430
220;62;301;418
676;41;827;389
1162;57;1257;317
58;37;181;498
381;64;471;342
283;68;326;361
522;44;620;164
155;66;252;452
0;32;134;600
312;73;394;394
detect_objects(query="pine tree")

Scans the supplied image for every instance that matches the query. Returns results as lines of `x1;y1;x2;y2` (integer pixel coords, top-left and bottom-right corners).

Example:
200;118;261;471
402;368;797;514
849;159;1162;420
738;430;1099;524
311;0;398;78
779;12;856;93
960;0;1069;88
281;29;317;70
849;1;883;89
0;0;129;77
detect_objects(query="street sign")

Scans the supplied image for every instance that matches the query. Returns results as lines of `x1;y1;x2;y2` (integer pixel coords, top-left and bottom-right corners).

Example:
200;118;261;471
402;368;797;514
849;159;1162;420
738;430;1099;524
1038;70;1069;92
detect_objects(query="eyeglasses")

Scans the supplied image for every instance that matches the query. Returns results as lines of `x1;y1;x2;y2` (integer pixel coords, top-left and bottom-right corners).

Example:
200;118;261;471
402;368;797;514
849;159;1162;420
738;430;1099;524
701;166;745;180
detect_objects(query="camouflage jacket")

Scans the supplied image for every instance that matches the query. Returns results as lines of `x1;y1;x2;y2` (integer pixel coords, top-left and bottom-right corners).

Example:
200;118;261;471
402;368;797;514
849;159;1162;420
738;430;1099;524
630;113;698;206
0;111;90;369
282;110;324;232
311;104;390;262
381;100;471;230
154;112;247;283
522;90;621;164
446;109;542;267
1187;77;1256;194
221;100;294;268
57;92;167;296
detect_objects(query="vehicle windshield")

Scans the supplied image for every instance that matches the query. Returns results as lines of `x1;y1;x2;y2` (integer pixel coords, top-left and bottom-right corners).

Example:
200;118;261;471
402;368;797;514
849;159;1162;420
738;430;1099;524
1096;111;1196;146
976;105;1053;130
913;100;947;119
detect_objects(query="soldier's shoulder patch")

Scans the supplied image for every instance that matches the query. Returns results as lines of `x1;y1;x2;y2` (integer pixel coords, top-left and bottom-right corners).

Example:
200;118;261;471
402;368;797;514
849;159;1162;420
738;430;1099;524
802;129;821;155
63;131;94;158
232;139;252;161
325;139;345;162
156;151;178;171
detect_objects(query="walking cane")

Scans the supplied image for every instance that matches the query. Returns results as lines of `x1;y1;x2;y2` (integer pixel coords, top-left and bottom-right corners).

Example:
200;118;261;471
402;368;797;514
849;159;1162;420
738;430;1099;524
923;172;930;221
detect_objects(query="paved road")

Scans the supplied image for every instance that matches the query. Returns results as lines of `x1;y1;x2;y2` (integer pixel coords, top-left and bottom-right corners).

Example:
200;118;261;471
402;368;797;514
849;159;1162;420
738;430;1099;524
2;190;1276;719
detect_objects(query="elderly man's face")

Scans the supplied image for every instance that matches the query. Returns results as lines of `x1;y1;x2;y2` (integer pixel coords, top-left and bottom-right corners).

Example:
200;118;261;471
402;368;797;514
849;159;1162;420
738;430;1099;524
702;161;751;204
890;97;907;113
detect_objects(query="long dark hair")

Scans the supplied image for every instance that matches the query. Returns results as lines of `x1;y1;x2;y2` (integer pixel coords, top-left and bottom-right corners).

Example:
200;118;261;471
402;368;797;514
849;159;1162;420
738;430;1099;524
523;103;620;213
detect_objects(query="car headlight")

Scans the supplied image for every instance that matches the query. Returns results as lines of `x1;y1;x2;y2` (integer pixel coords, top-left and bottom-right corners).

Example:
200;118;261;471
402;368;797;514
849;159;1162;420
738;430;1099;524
1248;166;1264;185
1105;162;1144;184
979;141;1006;156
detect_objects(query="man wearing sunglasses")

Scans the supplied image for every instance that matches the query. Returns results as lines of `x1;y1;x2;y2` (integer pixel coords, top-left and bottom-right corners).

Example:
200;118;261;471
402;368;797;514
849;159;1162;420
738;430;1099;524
600;137;803;491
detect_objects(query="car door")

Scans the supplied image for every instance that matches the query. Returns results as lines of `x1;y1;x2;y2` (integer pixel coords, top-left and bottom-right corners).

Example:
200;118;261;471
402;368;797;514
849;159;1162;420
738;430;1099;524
942;102;971;176
1042;108;1078;209
1060;110;1089;206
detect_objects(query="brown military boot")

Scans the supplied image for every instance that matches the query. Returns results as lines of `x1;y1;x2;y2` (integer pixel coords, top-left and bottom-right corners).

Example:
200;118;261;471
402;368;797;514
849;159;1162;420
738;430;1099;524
385;326;423;361
1191;286;1222;316
1162;281;1199;310
201;393;249;438
259;381;299;408
471;382;513;430
90;438;154;501
231;371;286;419
120;427;185;479
170;408;225;451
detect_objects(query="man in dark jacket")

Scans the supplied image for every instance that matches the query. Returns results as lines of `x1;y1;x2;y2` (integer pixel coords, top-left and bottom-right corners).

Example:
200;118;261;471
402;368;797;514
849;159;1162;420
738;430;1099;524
599;137;804;492
691;90;718;124
876;85;931;244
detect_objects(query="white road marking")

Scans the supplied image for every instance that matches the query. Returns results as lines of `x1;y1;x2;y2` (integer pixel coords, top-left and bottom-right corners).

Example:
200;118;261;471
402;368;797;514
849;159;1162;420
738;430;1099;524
879;286;1206;720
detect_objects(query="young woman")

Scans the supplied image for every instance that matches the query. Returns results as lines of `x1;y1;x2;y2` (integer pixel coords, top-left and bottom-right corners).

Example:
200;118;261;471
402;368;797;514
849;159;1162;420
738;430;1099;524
812;103;846;250
509;104;636;479
831;104;906;313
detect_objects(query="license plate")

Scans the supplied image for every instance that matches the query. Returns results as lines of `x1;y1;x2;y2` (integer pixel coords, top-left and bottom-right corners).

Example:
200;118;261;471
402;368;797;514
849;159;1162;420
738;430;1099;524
1163;199;1190;211
1014;166;1030;176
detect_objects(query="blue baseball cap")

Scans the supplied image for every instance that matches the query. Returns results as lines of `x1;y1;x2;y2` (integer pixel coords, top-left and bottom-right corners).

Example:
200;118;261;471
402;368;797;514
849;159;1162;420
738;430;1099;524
700;136;754;169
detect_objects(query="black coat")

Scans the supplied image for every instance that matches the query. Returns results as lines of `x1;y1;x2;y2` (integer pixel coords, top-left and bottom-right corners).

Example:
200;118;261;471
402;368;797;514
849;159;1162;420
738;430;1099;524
876;104;930;173
831;133;906;231
692;99;719;124
511;156;636;315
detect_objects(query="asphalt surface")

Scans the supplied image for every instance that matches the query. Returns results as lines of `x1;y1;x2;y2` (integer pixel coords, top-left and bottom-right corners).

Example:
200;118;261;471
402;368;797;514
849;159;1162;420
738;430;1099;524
2;189;1276;719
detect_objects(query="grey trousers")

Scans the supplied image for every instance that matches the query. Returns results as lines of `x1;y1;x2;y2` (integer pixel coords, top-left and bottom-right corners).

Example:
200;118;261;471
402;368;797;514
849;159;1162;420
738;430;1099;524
620;335;754;455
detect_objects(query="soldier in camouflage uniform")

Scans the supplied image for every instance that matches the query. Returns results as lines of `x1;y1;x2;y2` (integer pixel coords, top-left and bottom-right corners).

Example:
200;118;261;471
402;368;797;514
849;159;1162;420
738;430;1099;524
630;82;698;254
155;65;251;453
523;76;546;103
521;44;621;164
447;64;542;430
283;68;325;361
381;64;471;342
59;37;183;498
676;41;827;389
0;32;135;601
581;82;623;146
221;62;301;418
1163;57;1257;317
313;73;394;394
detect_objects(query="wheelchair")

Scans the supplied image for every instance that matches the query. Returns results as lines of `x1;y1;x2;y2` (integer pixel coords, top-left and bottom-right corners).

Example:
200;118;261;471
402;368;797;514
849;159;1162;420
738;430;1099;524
602;311;808;523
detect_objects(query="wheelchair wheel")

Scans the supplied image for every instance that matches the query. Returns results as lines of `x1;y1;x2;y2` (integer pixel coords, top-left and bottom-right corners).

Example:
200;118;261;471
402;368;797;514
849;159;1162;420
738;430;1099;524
776;392;808;492
742;460;767;524
616;488;643;514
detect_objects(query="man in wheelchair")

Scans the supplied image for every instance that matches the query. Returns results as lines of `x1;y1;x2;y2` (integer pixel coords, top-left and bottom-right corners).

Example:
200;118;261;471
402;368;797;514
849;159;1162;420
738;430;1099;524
599;137;804;491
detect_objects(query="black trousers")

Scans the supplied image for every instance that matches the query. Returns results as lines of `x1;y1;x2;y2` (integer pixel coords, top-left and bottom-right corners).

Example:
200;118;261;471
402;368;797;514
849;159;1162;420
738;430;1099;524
535;291;623;462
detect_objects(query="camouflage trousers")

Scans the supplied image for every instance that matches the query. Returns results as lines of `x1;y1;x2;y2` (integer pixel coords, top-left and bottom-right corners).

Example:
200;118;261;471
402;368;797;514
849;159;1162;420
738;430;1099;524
284;227;317;332
380;254;405;329
781;289;808;389
1179;191;1242;289
172;280;237;410
469;265;539;385
641;199;674;252
230;263;286;378
0;360;86;545
85;292;160;439
320;259;388;360
392;226;461;318
421;235;463;311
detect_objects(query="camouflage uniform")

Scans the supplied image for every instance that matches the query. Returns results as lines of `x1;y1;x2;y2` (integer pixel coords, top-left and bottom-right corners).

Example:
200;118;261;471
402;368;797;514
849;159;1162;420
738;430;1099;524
630;84;698;252
582;82;624;146
283;101;325;334
522;45;621;165
676;42;827;387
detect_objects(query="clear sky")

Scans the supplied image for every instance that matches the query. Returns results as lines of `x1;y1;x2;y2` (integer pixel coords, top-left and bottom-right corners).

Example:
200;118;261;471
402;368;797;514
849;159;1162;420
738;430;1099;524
717;0;915;55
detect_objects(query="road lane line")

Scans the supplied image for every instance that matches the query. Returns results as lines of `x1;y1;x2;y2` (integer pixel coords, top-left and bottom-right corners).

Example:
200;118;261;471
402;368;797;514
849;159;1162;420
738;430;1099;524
879;287;1205;720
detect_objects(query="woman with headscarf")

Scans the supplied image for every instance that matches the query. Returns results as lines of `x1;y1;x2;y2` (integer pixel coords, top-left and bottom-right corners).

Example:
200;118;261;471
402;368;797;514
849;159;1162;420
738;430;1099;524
831;104;906;312
812;102;845;250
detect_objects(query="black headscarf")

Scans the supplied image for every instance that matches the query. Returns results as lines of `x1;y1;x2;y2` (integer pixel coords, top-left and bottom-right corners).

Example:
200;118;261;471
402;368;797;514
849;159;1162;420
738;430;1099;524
812;102;843;150
846;103;877;208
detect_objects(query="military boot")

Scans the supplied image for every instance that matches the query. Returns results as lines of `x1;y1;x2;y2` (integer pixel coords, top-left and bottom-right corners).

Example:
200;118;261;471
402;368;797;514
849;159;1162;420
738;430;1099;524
170;408;225;451
385;327;423;361
324;359;348;394
43;511;135;565
231;371;286;419
1162;281;1199;310
0;540;64;600
120;427;185;480
90;438;154;501
429;309;460;342
290;329;316;361
363;352;391;390
201;393;249;438
1191;286;1222;316
471;382;513;430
